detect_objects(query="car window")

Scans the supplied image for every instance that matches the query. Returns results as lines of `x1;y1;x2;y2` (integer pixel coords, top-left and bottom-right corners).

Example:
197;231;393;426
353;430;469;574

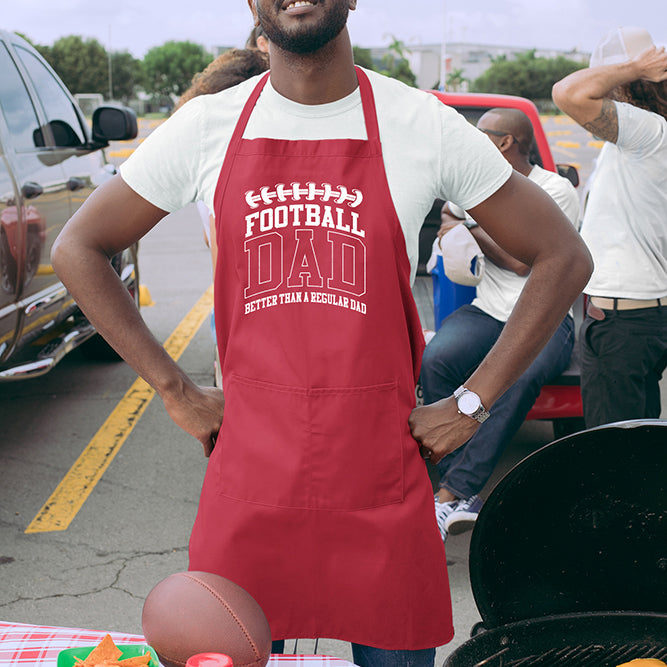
454;106;488;127
0;43;42;152
15;46;86;148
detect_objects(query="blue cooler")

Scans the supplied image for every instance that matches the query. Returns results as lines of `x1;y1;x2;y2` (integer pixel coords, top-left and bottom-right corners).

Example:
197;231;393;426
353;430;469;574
431;254;476;329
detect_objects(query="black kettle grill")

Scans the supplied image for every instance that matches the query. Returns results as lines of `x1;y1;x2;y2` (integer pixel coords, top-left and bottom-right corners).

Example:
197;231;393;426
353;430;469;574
445;419;667;667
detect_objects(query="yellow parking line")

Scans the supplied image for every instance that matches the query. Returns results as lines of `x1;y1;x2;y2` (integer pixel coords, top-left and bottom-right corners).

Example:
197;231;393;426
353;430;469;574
36;264;55;276
25;284;214;534
556;140;580;149
108;148;135;158
552;147;577;158
554;116;576;124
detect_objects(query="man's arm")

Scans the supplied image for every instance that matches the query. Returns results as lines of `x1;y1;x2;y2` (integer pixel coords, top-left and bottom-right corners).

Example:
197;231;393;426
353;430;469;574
468;225;530;276
52;175;224;456
552;46;667;142
440;202;529;276
410;171;593;462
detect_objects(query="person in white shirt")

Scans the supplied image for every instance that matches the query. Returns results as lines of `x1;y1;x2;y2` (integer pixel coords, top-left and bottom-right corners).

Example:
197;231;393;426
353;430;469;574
421;108;581;540
553;27;667;428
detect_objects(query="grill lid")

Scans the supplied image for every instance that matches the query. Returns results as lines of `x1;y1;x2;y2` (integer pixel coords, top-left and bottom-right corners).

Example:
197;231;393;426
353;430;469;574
469;420;667;628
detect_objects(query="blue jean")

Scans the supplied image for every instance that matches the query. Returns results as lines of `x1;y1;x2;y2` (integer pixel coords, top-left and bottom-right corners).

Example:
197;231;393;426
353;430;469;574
271;641;435;667
420;304;574;499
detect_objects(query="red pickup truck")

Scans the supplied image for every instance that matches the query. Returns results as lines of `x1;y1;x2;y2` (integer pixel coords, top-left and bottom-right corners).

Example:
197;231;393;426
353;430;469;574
419;91;584;439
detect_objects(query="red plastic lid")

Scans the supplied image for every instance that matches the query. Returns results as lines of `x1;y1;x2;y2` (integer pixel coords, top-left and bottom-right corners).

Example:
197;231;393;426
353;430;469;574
186;654;233;667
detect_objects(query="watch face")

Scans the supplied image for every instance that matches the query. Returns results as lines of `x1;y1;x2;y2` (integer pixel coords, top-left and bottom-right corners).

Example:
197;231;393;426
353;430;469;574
458;392;481;415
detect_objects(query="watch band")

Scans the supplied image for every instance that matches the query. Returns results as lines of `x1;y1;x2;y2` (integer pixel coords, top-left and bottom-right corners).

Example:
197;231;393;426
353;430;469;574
454;385;490;424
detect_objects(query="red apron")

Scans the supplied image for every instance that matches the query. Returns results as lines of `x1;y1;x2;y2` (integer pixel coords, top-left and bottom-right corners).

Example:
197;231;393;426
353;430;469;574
189;68;453;650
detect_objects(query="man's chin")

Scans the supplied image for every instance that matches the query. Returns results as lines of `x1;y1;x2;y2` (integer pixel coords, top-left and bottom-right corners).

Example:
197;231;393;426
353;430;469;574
259;3;349;55
273;32;336;54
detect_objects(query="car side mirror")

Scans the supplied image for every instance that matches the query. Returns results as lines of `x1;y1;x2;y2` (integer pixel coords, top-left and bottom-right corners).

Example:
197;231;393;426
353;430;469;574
556;164;579;188
91;105;138;144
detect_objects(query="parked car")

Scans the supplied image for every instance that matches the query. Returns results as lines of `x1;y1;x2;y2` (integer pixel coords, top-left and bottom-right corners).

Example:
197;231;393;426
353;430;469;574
420;91;585;438
0;30;138;380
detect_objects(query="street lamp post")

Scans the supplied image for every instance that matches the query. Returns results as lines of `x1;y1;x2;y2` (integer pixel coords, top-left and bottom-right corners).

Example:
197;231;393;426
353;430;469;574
107;25;113;101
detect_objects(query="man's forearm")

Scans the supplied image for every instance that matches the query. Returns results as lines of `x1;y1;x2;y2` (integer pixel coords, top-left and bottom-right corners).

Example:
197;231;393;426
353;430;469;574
463;172;592;409
556;60;639;103
52;238;191;396
469;225;530;276
552;46;667;131
52;176;193;399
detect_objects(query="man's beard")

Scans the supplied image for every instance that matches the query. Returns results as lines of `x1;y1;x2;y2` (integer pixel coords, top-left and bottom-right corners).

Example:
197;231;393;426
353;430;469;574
258;1;350;55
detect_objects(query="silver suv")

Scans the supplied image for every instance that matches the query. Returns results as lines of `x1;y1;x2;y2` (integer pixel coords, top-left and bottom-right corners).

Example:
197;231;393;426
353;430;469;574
0;30;138;379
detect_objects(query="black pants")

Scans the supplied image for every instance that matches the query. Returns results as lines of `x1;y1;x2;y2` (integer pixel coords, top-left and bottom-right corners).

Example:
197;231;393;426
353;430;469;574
580;306;667;428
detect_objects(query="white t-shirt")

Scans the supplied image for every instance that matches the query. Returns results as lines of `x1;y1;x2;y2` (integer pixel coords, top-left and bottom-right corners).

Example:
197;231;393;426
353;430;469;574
120;68;512;284
580;101;667;299
449;164;580;322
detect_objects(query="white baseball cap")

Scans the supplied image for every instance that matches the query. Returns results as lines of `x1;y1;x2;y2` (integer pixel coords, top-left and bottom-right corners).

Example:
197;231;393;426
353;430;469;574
589;27;655;68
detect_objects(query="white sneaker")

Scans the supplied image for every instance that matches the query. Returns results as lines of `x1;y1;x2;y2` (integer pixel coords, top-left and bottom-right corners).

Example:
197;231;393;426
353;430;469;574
444;495;483;535
434;495;458;543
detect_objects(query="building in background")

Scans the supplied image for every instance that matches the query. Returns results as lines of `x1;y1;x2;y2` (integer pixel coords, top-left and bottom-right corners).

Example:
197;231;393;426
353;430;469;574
210;41;590;92
368;42;590;90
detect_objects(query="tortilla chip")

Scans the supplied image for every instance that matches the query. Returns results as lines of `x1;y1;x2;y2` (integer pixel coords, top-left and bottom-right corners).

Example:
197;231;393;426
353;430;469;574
81;635;122;665
118;653;152;666
70;635;152;667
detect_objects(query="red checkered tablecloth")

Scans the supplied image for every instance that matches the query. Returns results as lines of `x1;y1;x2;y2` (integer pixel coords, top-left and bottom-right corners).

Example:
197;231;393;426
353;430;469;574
0;622;357;666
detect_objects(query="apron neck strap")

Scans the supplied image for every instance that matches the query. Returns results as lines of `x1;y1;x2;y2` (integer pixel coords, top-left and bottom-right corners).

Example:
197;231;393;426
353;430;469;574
355;66;380;142
229;66;380;152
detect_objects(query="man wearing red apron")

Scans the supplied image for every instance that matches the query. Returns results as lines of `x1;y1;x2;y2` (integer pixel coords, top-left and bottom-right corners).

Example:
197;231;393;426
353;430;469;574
52;1;593;665
188;66;450;663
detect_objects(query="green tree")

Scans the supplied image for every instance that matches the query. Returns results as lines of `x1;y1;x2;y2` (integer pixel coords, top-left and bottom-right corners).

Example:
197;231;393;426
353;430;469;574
445;68;467;92
110;51;142;103
472;50;585;100
142;40;213;99
36;35;108;95
378;36;417;88
352;46;376;70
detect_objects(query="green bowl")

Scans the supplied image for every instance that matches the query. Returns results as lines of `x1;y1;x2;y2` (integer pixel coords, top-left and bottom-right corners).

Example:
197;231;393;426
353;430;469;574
57;643;159;667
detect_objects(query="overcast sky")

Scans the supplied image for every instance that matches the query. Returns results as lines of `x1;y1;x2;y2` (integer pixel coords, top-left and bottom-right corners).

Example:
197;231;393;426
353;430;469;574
5;0;666;58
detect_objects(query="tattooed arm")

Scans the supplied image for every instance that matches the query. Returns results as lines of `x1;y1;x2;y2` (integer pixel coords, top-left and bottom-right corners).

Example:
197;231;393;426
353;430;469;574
552;46;667;143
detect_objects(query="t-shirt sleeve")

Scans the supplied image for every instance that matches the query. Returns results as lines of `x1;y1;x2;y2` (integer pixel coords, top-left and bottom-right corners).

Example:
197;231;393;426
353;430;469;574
615;101;666;157
119;99;204;212
540;175;580;227
435;103;513;210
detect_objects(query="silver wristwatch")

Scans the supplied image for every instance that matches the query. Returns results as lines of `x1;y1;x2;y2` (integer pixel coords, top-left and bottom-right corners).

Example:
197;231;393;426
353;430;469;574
453;385;490;424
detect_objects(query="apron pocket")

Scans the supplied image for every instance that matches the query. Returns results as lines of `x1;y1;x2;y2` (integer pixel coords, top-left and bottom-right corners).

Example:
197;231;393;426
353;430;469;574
216;374;404;510
307;382;405;510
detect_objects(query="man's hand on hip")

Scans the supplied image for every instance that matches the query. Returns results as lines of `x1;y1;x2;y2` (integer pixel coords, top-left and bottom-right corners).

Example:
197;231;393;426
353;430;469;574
409;397;479;464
